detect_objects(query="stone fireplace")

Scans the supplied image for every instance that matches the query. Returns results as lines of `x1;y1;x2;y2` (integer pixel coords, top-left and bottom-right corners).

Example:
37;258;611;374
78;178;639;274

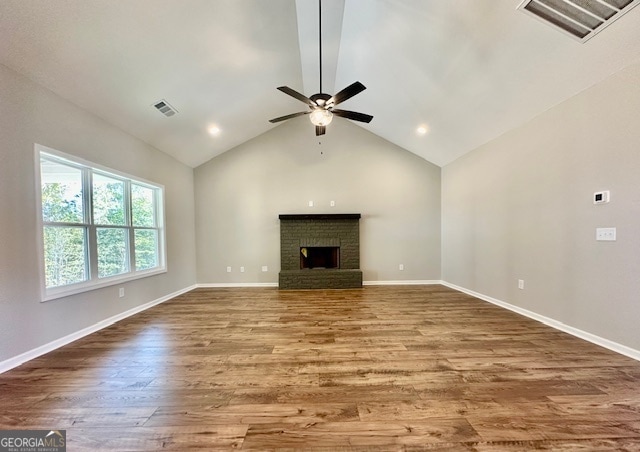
279;214;362;289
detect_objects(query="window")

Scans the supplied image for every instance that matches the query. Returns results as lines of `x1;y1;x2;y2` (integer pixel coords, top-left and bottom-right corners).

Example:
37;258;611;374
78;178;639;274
36;145;166;301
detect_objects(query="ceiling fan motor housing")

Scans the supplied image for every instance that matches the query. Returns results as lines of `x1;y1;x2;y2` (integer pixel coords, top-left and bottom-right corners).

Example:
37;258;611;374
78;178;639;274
310;93;332;107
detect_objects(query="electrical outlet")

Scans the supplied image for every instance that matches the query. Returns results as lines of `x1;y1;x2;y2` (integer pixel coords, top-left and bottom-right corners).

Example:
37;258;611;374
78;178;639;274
119;287;125;298
399;264;404;271
330;200;335;207
226;266;232;273
240;266;245;273
308;200;314;207
518;279;524;290
262;266;268;272
596;227;616;241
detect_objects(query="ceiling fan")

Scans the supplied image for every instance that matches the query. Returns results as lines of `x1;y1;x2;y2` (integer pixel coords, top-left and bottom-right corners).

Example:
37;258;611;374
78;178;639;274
269;0;373;136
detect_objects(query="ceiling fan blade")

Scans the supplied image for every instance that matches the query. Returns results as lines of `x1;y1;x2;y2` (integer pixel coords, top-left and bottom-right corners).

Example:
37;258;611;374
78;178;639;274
277;86;317;107
329;81;366;106
315;125;326;136
332;109;373;123
269;111;310;123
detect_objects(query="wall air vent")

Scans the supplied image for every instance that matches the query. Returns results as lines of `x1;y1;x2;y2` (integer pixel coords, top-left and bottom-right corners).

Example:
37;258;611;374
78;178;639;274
152;99;178;117
518;0;639;42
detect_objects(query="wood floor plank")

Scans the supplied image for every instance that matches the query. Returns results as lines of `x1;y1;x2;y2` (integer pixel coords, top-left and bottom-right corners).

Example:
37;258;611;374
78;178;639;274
68;425;248;451
0;407;157;429
143;402;359;427
357;399;568;421
241;418;481;448
471;438;640;451
230;385;421;407
1;285;639;450
414;380;607;401
467;416;640;442
39;388;235;409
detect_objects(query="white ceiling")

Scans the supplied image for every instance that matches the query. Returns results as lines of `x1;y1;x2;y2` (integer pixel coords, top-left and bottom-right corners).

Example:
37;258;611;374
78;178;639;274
1;0;639;168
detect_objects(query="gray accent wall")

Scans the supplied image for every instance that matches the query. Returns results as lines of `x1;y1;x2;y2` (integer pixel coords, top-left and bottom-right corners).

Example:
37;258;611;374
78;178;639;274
194;118;441;284
442;62;640;350
0;63;197;362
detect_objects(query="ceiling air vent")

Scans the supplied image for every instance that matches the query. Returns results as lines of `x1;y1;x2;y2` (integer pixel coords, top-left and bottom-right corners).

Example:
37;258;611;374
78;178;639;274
518;0;639;42
153;99;178;117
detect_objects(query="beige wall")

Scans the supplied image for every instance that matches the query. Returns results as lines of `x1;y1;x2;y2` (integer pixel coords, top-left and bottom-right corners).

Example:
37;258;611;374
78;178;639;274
0;64;197;362
194;118;441;284
442;62;640;350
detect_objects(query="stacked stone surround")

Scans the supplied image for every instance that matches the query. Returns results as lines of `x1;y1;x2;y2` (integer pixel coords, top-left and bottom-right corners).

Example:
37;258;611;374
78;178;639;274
279;214;362;289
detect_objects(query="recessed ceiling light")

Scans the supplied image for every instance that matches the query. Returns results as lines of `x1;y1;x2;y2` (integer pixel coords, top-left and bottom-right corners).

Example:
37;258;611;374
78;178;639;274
208;125;221;136
417;125;429;135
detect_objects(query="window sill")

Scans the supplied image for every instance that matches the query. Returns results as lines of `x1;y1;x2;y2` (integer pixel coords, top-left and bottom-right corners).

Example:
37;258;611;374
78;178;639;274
41;267;167;302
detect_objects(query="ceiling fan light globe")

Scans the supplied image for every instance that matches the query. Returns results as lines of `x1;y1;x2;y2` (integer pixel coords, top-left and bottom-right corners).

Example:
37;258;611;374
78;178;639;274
309;109;333;126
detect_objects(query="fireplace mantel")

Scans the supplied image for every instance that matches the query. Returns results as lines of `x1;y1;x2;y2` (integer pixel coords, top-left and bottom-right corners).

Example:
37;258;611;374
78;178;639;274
279;214;361;221
278;213;362;289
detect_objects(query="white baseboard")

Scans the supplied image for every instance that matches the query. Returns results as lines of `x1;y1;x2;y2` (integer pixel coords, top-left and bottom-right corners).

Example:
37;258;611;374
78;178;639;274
197;282;278;288
441;281;640;362
197;281;441;288
363;280;442;286
0;284;197;374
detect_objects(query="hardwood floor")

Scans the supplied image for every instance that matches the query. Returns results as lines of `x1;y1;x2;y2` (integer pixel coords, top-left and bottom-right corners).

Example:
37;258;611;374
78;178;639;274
1;285;640;450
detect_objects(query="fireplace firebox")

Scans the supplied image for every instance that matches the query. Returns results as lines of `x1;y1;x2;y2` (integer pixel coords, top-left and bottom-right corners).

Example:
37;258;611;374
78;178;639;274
301;246;339;269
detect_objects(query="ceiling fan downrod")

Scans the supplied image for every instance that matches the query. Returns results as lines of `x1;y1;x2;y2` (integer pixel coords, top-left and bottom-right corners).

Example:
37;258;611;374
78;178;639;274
319;0;323;95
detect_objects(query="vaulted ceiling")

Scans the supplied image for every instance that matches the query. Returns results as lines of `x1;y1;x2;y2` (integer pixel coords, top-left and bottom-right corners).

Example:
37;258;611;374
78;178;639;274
1;0;639;167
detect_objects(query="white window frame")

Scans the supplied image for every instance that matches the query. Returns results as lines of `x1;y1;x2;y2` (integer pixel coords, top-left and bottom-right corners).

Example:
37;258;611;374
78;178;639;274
35;144;167;302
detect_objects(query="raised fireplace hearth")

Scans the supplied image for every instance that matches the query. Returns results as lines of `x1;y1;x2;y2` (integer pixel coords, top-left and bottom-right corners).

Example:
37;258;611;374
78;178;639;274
279;214;362;289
